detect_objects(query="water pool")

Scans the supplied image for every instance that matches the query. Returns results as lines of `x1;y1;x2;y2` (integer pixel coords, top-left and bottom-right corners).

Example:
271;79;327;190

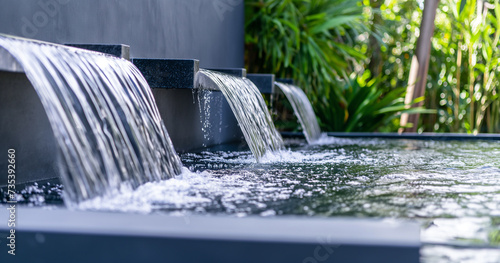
185;137;500;262
4;136;500;262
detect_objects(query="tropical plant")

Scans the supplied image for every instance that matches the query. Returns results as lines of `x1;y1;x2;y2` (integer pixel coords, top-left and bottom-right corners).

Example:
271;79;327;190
367;0;421;91
245;0;434;132
420;0;500;133
315;71;433;132
245;0;367;90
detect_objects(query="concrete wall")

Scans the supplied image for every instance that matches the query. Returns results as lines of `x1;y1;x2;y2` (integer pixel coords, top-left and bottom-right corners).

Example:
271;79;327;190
154;89;243;152
0;0;244;68
0;72;59;185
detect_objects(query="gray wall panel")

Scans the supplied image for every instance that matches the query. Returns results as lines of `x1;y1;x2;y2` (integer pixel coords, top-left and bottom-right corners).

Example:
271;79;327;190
0;0;244;67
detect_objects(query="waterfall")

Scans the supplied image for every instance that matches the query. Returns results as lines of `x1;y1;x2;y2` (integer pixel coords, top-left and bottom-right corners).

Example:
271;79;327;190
274;82;321;143
0;35;183;204
195;69;283;161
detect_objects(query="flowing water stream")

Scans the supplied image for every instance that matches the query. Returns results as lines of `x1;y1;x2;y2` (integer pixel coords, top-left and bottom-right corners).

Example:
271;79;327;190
195;69;283;161
0;35;183;204
275;82;321;143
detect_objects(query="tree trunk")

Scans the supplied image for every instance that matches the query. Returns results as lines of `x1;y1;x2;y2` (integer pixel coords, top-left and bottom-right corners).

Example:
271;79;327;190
399;0;440;133
368;0;383;77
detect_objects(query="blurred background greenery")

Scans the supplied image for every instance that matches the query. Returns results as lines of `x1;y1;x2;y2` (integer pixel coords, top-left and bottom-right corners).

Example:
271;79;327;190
244;0;500;133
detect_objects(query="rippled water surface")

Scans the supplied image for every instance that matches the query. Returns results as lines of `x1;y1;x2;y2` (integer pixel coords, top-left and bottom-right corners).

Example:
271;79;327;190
172;137;500;220
5;136;500;262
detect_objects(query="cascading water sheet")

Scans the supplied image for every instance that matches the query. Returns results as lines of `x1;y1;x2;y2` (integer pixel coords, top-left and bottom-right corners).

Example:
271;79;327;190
275;82;321;143
0;35;183;204
195;69;283;161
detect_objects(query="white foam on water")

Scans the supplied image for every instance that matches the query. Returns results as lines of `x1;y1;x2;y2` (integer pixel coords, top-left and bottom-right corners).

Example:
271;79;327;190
76;167;290;215
185;148;349;165
259;149;345;164
72;137;500;262
77;168;217;213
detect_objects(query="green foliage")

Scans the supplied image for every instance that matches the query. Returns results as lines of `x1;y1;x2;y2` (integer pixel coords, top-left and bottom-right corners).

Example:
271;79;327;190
271;93;305;132
369;0;421;89
365;0;500;133
420;0;500;133
490;228;500;245
315;71;434;132
245;0;367;91
245;0;449;133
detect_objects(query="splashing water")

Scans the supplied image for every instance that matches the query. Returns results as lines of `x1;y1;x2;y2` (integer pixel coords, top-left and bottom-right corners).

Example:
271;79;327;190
196;89;224;147
275;82;321;143
0;35;183;204
195;69;283;161
18;136;500;261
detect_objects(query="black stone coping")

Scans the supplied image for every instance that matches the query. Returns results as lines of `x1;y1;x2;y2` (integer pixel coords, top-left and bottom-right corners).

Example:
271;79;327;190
206;68;247;77
276;78;294;85
281;131;500;141
65;44;130;60
132;59;199;89
247;73;275;94
0;208;420;263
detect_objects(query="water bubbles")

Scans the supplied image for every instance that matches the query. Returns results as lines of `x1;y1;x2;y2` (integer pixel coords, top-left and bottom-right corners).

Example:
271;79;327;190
197;89;214;143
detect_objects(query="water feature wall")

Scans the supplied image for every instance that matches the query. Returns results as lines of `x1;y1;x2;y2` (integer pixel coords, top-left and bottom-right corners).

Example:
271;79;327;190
247;74;275;94
0;0;245;152
0;36;182;203
0;4;423;263
132;59;244;151
195;69;283;161
66;44;130;60
0;70;58;184
274;82;321;143
0;0;246;186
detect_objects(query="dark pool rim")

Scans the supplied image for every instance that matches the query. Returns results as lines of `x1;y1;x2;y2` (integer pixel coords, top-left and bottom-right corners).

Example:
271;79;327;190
0;207;420;263
281;131;500;141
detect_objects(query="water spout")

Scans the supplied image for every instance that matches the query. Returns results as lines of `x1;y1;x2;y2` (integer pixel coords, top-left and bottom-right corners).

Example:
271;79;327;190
195;69;283;161
0;35;182;204
274;82;321;143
